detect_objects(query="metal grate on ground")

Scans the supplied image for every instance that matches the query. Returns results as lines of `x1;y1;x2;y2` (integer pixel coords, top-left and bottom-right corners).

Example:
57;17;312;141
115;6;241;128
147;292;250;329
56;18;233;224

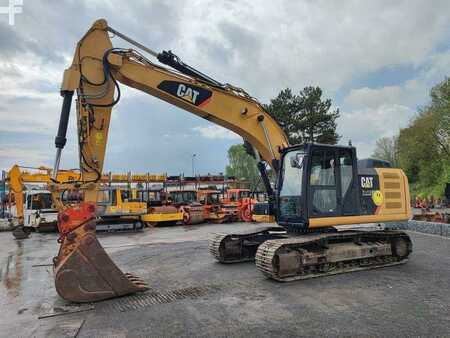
103;285;222;313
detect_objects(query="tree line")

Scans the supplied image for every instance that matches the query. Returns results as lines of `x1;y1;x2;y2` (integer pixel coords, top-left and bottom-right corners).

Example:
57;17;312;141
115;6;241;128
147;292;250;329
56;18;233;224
372;78;449;198
225;79;449;198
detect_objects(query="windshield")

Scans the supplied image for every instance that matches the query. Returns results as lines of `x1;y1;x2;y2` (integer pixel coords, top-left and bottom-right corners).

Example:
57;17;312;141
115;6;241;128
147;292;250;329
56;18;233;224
207;193;220;204
279;150;305;218
171;191;196;203
239;191;250;198
27;193;53;210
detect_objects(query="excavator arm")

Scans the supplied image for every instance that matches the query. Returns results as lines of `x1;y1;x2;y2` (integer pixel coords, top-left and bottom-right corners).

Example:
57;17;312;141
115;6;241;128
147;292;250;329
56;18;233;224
53;19;288;196
7;165;25;225
51;19;288;302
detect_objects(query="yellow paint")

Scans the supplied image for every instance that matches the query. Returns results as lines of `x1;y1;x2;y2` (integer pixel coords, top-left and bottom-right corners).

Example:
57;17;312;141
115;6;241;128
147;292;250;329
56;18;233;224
309;167;412;228
104;188;147;216
309;212;410;228
95;132;103;146
252;214;275;223
141;212;183;222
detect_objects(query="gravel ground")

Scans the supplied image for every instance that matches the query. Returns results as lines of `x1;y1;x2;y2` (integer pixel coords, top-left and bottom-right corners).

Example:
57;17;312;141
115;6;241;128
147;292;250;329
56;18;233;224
0;223;449;337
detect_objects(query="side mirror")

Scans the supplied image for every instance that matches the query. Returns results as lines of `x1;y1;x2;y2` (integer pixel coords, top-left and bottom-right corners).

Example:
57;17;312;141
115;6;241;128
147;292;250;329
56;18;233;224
290;154;304;169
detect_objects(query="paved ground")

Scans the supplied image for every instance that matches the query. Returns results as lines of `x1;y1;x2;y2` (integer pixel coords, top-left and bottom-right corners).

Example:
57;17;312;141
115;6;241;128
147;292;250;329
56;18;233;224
0;223;449;337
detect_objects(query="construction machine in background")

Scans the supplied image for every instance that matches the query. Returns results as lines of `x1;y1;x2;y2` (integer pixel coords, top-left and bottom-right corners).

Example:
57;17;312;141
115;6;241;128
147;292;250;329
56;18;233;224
83;173;169;230
197;189;238;223
7;164;167;235
97;187;147;231
50;19;412;303
251;201;276;223
169;190;205;224
7;165;81;238
223;188;257;222
139;188;183;226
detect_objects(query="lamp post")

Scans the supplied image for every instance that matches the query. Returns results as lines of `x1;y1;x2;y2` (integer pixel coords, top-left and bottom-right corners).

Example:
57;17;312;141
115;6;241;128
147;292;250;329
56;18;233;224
192;154;197;177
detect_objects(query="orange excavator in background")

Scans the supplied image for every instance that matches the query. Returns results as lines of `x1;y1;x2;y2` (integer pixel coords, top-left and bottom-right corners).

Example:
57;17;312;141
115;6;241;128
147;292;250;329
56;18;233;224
50;19;412;303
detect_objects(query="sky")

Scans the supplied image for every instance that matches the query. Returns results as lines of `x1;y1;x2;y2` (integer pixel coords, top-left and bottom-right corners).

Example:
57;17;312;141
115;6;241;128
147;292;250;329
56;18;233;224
0;0;449;175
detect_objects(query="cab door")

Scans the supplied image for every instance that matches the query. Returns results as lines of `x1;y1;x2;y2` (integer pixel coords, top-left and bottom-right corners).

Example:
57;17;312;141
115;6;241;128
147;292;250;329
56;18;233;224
337;149;359;216
308;148;340;217
308;146;359;219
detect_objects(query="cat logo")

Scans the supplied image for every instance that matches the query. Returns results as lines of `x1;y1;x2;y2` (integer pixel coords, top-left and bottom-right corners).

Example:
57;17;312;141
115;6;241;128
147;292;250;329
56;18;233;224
157;80;212;107
361;176;374;189
176;84;200;104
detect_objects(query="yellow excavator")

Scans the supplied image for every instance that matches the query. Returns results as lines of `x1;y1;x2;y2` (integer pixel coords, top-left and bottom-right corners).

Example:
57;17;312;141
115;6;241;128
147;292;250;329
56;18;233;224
50;19;412;302
7;165;81;238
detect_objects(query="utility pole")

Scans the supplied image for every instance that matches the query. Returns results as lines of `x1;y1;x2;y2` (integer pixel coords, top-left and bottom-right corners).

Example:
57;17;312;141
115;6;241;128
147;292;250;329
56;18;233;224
192;154;196;177
0;170;5;218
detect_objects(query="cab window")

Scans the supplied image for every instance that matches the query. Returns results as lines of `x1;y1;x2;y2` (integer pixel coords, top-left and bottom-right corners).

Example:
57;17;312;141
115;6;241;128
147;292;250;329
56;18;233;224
310;150;337;214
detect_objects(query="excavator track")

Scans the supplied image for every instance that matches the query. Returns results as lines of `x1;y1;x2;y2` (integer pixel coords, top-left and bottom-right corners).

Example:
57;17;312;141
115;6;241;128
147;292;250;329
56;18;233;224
209;226;287;263
255;230;412;282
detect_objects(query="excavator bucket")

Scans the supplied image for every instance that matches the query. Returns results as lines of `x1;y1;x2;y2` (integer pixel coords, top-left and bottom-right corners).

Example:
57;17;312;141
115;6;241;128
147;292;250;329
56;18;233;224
54;203;148;303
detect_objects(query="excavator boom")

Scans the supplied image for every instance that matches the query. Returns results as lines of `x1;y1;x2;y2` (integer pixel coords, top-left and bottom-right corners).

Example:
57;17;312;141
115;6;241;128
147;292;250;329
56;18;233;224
51;19;288;302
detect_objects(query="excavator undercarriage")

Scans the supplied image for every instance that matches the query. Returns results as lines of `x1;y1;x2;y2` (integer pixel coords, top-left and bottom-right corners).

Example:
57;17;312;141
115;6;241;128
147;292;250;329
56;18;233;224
210;227;411;282
256;230;411;281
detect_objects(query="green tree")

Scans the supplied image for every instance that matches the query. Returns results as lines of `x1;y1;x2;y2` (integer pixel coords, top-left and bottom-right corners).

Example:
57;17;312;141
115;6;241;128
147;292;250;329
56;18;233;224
225;144;260;189
264;86;340;145
371;136;399;167
397;77;450;197
429;78;450;158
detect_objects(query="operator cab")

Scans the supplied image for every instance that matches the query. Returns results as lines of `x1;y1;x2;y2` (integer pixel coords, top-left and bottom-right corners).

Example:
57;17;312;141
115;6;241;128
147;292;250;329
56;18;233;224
169;190;197;205
277;143;359;231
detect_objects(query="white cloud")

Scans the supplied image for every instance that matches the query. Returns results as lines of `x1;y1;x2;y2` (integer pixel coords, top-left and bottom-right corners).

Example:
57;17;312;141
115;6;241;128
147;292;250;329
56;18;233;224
338;48;450;157
344;86;404;109
339;103;414;158
344;50;450;113
0;147;52;169
174;0;450;99
192;125;240;140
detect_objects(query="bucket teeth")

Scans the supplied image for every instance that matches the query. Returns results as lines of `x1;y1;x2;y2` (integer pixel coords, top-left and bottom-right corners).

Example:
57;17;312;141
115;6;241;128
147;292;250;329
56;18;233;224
134;282;149;288
127;276;145;282
124;273;148;289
